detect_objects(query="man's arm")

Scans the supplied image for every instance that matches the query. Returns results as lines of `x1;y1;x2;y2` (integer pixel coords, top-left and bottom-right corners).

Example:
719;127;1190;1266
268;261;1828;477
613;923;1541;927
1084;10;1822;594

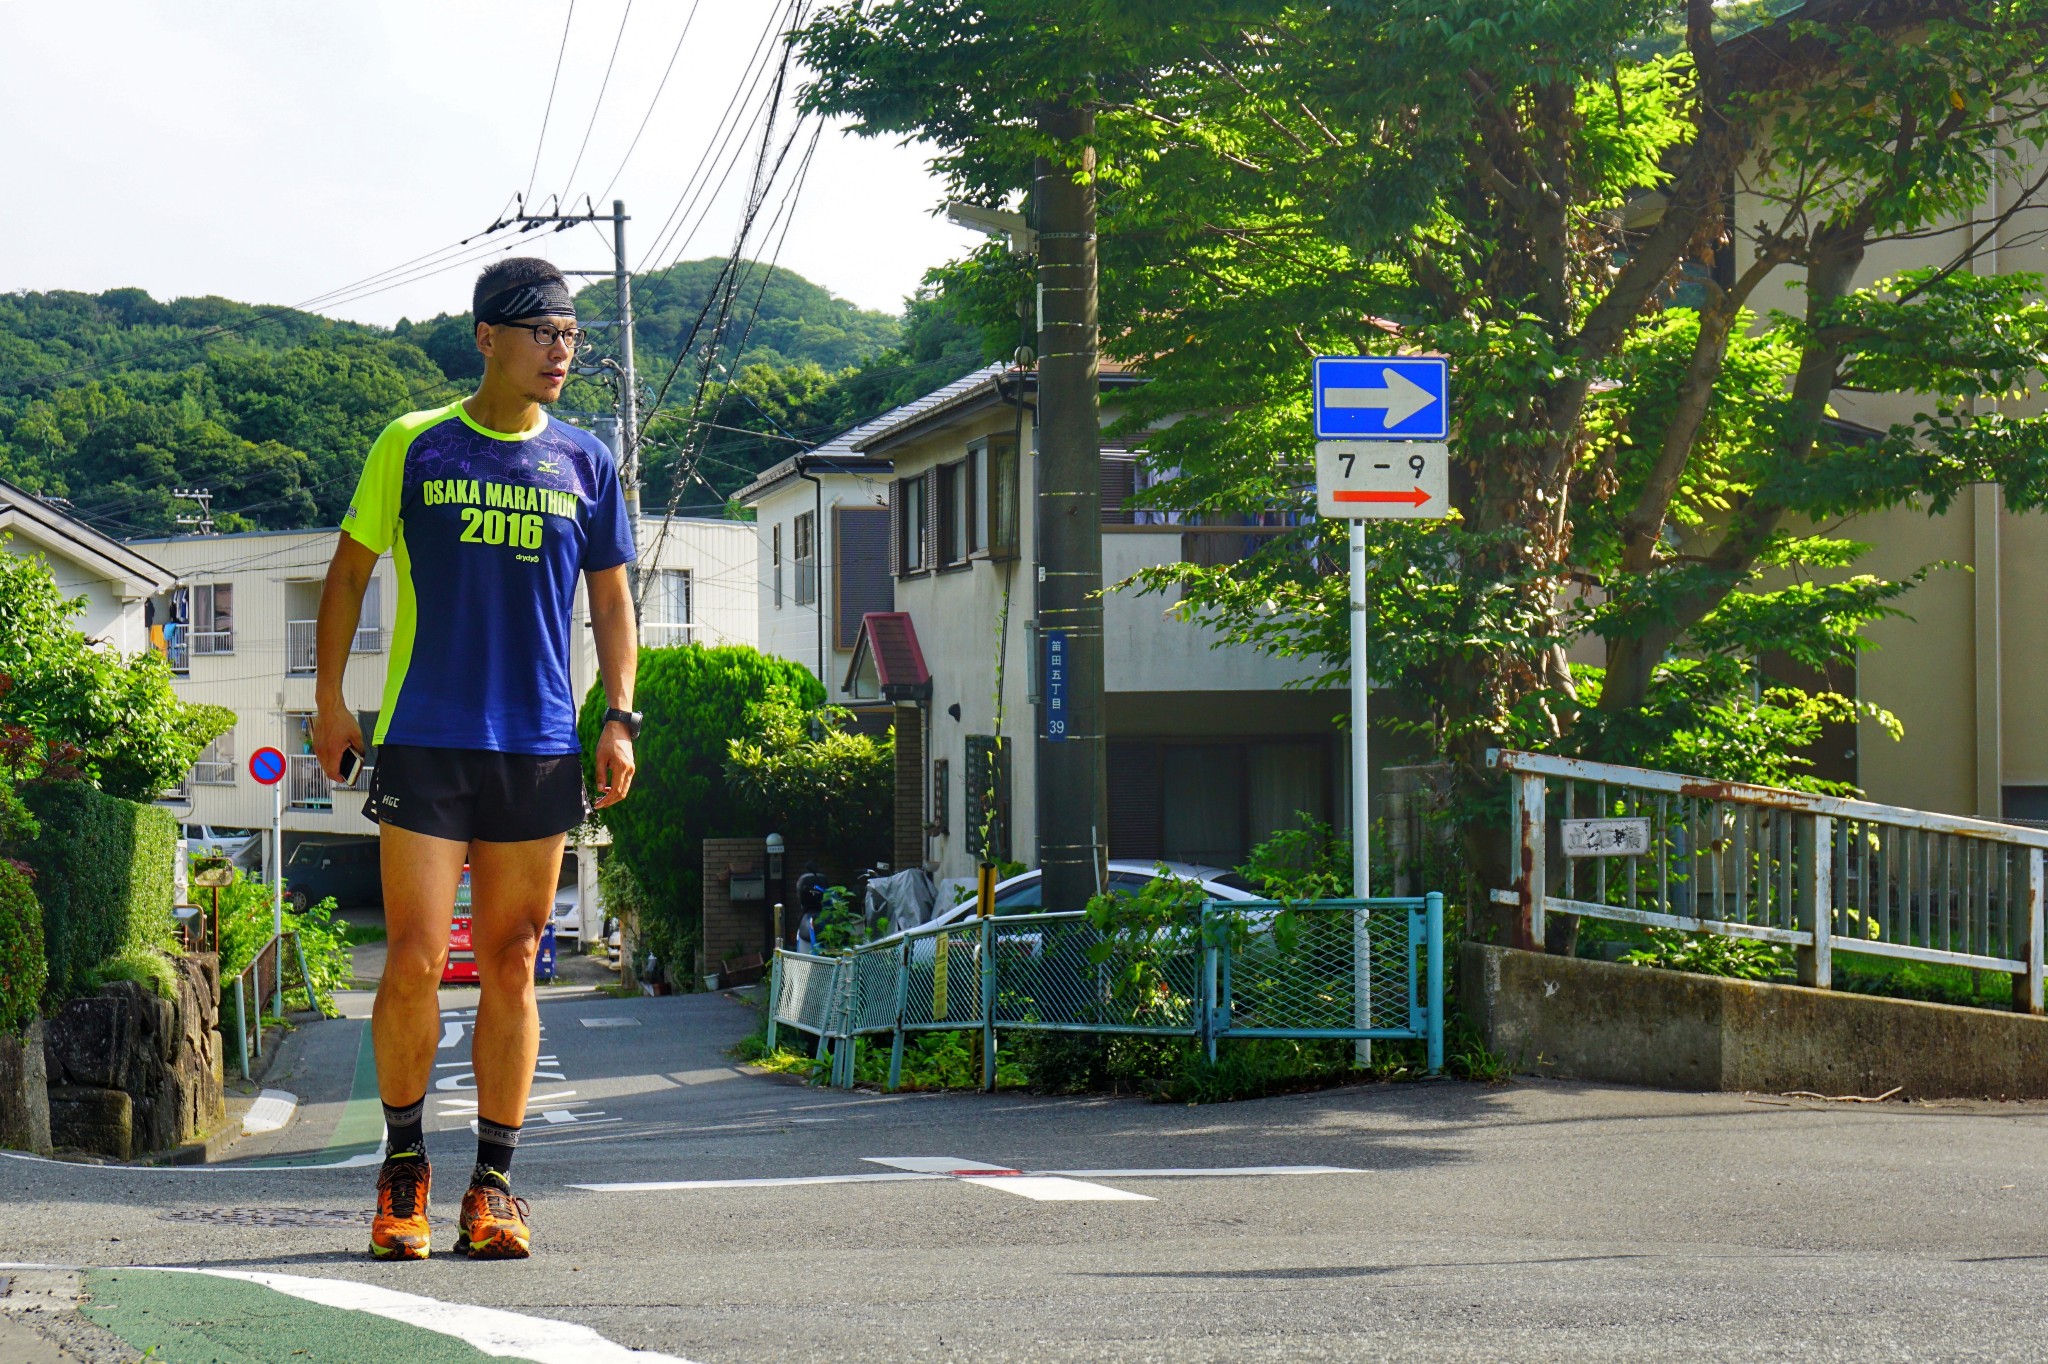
588;564;638;809
311;535;379;780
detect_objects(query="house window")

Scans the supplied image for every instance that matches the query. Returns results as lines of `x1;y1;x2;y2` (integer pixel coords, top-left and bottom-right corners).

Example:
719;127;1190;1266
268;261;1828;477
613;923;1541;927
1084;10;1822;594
980;435;1020;561
965;735;1011;861
794;511;818;605
193;733;236;786
645;569;692;648
892;473;930;576
189;582;234;654
931;758;951;837
772;523;784;608
355;575;384;652
936;462;967;566
833;505;894;648
967;443;989;555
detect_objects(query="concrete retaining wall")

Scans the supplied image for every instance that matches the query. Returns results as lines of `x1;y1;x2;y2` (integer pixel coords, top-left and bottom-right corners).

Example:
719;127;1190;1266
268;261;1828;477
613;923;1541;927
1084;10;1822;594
1461;941;2048;1099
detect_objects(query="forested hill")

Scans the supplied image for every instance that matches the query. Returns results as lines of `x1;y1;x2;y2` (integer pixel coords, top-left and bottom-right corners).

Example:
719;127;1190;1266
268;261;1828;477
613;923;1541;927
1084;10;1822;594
0;262;979;538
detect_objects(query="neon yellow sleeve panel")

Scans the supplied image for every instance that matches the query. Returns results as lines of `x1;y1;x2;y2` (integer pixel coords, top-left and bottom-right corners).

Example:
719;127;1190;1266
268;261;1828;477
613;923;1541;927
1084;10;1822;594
342;403;456;554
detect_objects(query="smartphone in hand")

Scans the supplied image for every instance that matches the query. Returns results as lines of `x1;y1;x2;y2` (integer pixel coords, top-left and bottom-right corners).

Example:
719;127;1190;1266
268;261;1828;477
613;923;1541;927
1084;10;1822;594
338;746;364;788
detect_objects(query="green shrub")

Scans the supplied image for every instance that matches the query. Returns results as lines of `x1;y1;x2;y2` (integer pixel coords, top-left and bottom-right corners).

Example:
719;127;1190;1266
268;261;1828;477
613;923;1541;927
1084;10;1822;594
1620;928;1788;980
0;862;46;1034
215;869;350;1015
17;782;176;1004
726;682;891;863
581;645;824;973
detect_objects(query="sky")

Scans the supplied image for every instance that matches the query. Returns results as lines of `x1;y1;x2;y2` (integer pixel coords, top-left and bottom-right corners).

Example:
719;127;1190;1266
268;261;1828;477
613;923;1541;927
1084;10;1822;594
0;0;989;326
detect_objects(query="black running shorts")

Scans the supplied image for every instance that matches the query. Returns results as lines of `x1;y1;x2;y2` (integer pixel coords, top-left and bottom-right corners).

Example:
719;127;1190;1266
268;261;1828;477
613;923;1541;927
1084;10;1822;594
363;744;587;844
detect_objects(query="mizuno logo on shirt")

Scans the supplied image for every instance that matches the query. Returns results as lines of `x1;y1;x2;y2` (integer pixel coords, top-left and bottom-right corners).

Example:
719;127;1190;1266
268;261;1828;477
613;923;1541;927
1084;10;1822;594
537;460;559;474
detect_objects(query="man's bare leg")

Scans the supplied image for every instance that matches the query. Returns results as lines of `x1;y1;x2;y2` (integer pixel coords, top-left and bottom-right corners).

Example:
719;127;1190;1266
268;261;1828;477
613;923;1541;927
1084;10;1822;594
367;824;464;1260
373;825;467;1109
468;832;566;1139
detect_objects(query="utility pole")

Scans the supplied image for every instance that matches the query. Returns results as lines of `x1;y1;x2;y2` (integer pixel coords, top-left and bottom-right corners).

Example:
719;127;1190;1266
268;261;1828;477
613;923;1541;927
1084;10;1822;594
512;200;639;530
171;487;215;535
1033;99;1107;913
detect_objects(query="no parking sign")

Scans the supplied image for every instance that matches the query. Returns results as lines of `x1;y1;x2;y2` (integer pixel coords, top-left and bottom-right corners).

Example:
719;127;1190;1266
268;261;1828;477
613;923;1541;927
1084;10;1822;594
249;746;286;785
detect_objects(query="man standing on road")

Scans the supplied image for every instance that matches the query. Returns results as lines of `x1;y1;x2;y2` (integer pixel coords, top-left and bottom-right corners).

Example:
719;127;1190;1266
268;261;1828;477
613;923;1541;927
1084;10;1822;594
312;257;642;1260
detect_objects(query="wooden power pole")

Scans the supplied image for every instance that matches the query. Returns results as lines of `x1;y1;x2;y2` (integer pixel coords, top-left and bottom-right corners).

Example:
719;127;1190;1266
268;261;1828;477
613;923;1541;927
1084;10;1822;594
1033;98;1107;912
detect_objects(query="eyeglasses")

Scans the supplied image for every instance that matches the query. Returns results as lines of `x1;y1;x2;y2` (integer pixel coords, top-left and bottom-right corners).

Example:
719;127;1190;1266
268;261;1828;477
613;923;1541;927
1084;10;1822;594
500;321;587;348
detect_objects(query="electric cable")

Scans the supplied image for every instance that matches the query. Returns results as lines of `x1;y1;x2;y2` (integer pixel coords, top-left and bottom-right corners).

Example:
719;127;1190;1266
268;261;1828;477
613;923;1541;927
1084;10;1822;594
558;0;635;201
526;0;580;204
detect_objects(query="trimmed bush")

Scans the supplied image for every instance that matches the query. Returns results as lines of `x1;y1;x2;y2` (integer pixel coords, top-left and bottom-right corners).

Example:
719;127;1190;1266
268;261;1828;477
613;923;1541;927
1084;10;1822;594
0;862;45;1034
17;782;176;1004
579;645;823;974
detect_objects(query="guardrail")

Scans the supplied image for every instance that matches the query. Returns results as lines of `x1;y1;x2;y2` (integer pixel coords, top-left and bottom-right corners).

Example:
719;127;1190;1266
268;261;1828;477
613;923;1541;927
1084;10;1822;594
222;932;319;1081
767;895;1446;1089
1487;749;2048;1011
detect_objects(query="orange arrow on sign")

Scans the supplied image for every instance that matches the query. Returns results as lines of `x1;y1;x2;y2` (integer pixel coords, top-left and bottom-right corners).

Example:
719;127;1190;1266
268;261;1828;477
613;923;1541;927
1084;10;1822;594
1334;487;1431;506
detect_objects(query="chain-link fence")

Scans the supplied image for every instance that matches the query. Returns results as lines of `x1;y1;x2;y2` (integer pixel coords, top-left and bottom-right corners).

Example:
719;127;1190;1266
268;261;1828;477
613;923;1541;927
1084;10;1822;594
766;895;1446;1090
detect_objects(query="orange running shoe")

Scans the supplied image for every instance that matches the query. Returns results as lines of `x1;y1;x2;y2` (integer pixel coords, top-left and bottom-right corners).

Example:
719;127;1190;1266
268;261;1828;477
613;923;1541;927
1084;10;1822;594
369;1156;432;1260
456;1172;531;1259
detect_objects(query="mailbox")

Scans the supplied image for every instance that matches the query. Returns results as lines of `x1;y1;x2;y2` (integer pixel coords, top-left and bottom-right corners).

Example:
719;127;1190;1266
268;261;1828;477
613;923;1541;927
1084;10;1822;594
729;870;766;902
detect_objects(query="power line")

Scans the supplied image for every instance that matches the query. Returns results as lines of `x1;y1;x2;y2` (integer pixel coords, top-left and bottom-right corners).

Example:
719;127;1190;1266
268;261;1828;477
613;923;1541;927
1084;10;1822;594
595;0;704;204
559;0;635;201
526;0;580;205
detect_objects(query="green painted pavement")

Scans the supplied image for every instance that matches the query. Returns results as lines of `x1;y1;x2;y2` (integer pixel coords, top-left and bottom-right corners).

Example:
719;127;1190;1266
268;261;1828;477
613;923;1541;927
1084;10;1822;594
82;1269;499;1364
241;1020;384;1169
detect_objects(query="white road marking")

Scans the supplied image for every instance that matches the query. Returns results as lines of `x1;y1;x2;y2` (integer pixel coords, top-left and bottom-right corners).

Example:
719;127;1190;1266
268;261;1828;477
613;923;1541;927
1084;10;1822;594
574;1161;1366;1197
580;1017;641;1028
0;1147;383;1174
241;1089;298;1136
109;1267;693;1363
862;1156;1149;1201
438;1021;467;1050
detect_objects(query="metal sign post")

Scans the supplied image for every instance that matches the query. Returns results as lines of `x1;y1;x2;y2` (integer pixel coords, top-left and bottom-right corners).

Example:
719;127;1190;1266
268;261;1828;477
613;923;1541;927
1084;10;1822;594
248;745;287;1016
1313;356;1452;1065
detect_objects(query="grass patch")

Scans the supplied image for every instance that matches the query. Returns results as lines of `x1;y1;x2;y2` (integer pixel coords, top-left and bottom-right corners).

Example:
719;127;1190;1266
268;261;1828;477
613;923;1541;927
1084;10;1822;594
84;946;178;1000
338;919;386;947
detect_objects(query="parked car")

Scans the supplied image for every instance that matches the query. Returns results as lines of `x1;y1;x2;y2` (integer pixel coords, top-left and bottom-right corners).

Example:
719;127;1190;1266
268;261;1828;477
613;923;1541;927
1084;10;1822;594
183;824;261;869
282;839;382;911
550;886;580;945
872;861;1262;963
443;866;557;986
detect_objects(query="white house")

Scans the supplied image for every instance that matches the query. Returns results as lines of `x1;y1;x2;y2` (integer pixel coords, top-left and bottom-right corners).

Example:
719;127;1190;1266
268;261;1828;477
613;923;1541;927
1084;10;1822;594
0;479;173;654
748;367;1346;889
132;515;757;933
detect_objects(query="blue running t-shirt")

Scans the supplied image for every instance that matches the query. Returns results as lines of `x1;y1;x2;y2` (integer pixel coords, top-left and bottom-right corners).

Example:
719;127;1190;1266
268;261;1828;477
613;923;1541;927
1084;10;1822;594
341;399;635;755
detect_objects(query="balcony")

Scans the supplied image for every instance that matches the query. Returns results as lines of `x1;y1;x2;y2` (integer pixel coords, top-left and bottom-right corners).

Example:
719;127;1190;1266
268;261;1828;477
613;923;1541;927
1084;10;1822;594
287;754;331;811
193;759;236;786
288;620;386;675
190;628;234;656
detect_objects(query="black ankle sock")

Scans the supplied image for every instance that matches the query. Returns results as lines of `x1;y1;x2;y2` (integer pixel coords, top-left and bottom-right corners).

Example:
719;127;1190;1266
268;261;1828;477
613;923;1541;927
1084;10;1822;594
382;1095;426;1158
475;1117;521;1182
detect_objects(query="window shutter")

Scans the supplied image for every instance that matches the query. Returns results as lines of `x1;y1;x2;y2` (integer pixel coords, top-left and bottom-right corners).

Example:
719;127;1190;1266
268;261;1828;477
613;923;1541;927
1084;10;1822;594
919;473;936;572
834;506;893;647
1100;455;1137;526
887;481;903;577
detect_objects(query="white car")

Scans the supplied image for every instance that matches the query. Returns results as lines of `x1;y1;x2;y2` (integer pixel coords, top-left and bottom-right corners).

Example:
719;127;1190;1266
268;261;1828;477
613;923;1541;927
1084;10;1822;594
871;861;1262;962
550;888;581;944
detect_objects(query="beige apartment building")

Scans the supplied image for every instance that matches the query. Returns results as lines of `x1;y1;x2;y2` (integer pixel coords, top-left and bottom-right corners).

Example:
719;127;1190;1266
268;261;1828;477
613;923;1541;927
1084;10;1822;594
1732;148;2048;822
135;516;757;929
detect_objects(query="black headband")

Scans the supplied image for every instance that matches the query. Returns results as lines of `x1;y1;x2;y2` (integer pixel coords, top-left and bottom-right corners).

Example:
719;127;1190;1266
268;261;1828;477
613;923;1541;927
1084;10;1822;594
476;278;576;326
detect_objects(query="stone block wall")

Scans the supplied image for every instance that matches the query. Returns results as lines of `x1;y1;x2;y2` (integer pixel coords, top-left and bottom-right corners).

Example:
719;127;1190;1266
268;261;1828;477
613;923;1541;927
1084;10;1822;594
41;953;224;1159
0;1020;51;1154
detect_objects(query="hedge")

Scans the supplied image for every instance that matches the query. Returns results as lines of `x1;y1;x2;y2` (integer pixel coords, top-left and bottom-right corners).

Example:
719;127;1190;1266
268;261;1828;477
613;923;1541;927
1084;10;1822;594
0;863;45;1034
17;782;177;1004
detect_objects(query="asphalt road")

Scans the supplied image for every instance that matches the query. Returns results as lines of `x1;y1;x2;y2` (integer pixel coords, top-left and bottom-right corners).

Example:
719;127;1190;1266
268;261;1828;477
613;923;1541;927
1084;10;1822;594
8;978;2048;1362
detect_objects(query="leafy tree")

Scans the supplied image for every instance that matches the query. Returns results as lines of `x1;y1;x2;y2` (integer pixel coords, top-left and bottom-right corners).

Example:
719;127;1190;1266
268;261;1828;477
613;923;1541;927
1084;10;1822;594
577;646;825;973
725;682;893;863
803;0;2048;938
0;548;232;801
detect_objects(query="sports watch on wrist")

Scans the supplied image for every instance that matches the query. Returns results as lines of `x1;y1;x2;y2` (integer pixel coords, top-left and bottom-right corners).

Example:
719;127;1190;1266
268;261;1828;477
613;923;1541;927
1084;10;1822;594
603;707;643;739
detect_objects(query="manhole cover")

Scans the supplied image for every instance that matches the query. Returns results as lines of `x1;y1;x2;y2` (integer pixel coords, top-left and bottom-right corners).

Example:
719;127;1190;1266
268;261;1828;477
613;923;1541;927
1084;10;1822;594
161;1208;371;1228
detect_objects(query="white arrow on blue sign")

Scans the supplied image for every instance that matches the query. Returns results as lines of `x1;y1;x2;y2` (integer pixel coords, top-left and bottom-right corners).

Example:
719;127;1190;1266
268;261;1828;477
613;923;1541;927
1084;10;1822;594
1313;356;1449;441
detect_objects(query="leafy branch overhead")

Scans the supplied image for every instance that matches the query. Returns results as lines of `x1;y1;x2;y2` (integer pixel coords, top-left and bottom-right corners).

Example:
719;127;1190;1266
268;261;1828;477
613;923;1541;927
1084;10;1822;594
802;1;2048;906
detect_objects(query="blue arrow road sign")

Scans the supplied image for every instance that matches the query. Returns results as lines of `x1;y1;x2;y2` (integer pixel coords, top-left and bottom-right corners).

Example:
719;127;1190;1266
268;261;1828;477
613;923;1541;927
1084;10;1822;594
1313;356;1449;441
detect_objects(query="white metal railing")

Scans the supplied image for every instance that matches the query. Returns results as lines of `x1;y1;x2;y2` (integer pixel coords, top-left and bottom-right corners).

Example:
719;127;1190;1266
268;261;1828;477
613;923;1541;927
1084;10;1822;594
190;628;234;655
1488;749;2048;1011
193;759;236;785
642;621;696;648
287;620;317;674
287;754;331;810
287;619;381;673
